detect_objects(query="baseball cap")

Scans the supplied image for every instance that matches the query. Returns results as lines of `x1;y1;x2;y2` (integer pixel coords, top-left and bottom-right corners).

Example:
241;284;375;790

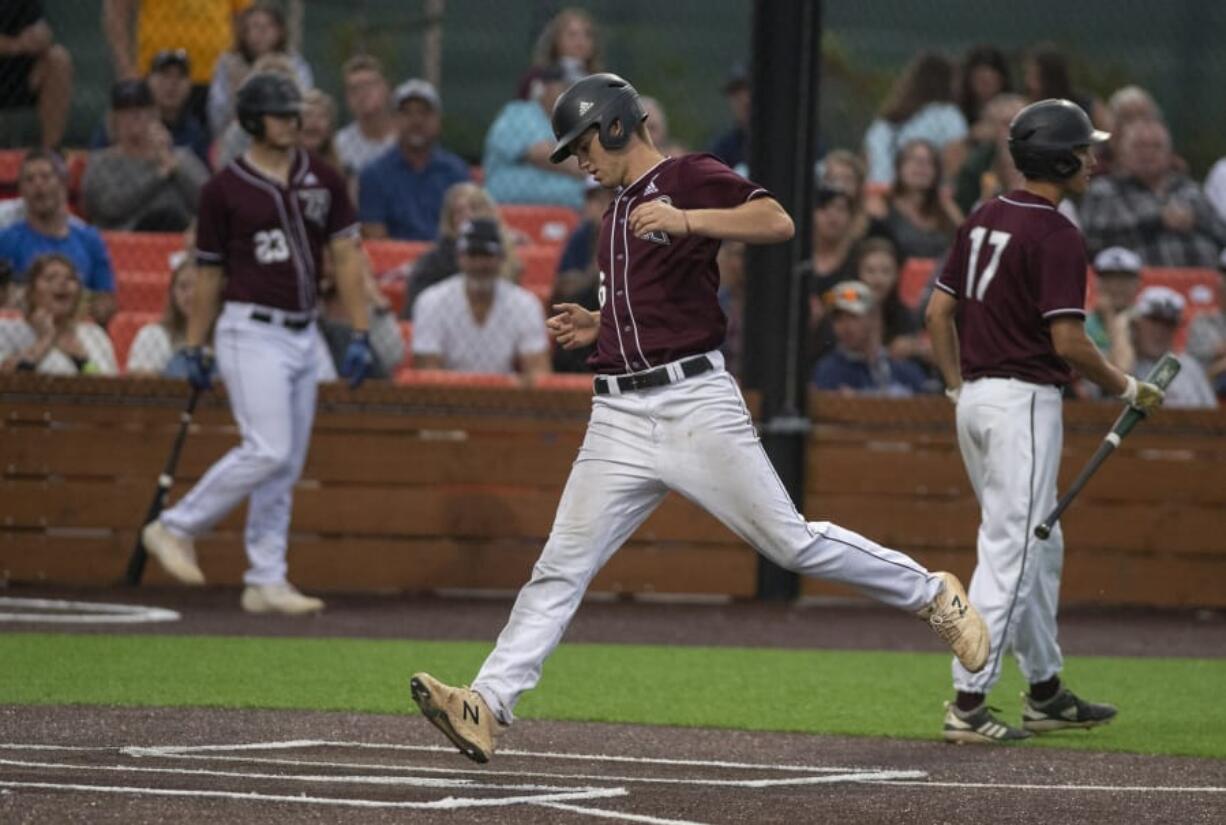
457;218;503;256
1134;285;1184;323
110;78;154;111
394;78;441;111
815;183;851;208
1093;246;1143;276
827;280;874;316
150;48;190;74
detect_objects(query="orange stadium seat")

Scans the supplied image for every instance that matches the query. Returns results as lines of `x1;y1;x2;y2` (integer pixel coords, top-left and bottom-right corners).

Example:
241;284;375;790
899;257;936;308
518;245;563;291
380;278;407;317
103;231;183;276
363;239;429;276
0;149;23;197
109;310;159;371
500;205;580;246
115;271;170;313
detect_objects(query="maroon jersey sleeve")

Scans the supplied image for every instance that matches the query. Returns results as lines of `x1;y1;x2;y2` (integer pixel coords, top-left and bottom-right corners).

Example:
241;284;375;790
679;154;771;209
936;225;969;297
194;175;227;267
1035;225;1088;318
319;161;359;239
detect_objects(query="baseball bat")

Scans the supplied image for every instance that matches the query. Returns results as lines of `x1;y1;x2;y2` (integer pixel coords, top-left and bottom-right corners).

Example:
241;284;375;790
123;387;202;585
1034;353;1182;540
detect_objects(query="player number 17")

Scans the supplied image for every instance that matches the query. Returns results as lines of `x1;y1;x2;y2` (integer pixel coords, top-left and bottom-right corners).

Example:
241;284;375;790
965;227;1012;301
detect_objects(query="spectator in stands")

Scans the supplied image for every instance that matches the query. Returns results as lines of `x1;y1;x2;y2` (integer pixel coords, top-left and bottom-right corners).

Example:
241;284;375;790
0;259;11;306
1206;152;1226;226
103;0;251;122
880;139;962;260
0;1;72;150
335;54;396;181
1081;119;1226;268
0;150;116;326
863;52;967;186
94;49;210;165
398;182;521;318
709;63;750;171
953;93;1027;215
640;96;687;158
412;218;550;380
516;7;601;99
1021;42;1109;129
317;259;403;381
550;177;613;372
855;236;928;365
359;79;469;242
299;89;340;171
819;148;895;246
1186;250;1226;397
0;253;117;375
206;1;312;138
1084;246;1143;353
484;64;586;210
717;239;747;378
957;45;1012;146
126;250;211;377
1109;285;1216;409
83;79;209;233
801;185;858;363
812;280;931;396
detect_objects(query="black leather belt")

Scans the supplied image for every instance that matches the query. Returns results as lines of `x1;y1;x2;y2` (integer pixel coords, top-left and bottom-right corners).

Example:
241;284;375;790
593;355;714;395
250;310;313;331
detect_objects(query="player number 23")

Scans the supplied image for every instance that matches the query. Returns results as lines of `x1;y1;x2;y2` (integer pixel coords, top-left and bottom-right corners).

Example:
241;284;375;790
254;229;291;264
965;227;1012;301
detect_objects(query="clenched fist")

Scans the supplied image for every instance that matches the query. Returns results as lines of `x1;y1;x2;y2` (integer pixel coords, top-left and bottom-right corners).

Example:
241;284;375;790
1119;374;1164;413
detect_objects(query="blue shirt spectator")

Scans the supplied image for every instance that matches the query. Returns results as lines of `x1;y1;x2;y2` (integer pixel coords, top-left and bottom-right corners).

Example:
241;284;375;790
358;78;470;241
483;67;585;209
0;217;116;295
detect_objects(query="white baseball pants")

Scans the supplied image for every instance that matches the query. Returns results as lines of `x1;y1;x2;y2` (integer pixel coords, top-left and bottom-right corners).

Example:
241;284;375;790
161;303;319;586
473;351;942;723
951;377;1065;694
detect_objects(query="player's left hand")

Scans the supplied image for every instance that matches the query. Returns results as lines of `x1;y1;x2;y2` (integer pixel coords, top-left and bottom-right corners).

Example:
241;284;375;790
629;200;689;239
340;330;374;388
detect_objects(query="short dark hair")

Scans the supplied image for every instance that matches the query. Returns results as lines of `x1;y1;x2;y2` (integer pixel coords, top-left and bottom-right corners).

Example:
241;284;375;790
20;148;68;181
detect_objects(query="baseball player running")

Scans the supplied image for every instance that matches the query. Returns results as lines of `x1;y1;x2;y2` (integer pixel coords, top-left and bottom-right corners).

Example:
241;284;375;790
411;73;989;764
925;99;1165;743
141;72;373;614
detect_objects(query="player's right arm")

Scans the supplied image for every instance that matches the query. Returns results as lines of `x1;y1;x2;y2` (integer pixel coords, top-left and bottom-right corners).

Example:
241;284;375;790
185;264;224;349
924;288;961;397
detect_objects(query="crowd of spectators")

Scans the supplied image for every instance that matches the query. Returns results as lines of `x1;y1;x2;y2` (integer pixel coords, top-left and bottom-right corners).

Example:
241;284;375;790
0;2;1223;406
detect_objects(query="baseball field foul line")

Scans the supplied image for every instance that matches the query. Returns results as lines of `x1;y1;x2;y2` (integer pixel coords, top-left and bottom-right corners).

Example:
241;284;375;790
0;597;180;624
871;778;1226;794
534;800;713;825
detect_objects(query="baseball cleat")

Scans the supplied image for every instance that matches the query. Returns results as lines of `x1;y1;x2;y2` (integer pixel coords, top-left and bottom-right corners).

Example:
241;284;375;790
1022;688;1117;732
142;520;205;585
918;572;989;673
240;583;324;615
943;701;1032;744
410;673;499;764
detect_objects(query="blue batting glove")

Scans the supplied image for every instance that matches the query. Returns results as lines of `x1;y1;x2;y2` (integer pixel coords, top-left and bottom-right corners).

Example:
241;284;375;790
340;330;374;388
183;346;214;391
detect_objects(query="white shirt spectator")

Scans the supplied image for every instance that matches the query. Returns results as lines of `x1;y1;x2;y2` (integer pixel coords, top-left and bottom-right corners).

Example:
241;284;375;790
0;198;25;231
864;102;968;185
1206;157;1226;224
412;275;548;373
126;322;175;373
0;318;117;375
335;123;396;178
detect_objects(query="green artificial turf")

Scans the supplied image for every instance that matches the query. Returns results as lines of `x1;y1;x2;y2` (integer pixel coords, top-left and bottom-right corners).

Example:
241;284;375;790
3;633;1222;759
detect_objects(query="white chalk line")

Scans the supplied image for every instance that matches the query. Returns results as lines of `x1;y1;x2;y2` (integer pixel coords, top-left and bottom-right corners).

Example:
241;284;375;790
535;800;713;825
0;780;627;810
0;757;614;793
0;597;179;624
868;778;1226;794
118;749;919;789
125;739;876;773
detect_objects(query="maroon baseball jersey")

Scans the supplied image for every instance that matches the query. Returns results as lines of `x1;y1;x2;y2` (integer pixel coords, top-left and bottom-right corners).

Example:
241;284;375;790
195;149;358;313
936;190;1087;386
590;153;770;373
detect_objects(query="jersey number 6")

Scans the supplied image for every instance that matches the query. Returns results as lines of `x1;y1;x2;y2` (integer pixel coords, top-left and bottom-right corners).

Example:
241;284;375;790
965;227;1012;302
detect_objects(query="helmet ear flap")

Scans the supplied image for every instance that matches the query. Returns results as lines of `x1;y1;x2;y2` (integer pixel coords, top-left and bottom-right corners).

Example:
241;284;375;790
1050;151;1082;179
599;115;631;152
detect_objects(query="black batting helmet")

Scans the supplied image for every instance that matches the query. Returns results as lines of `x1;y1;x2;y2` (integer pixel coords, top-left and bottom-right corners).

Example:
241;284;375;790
237;72;304;138
1008;98;1109;181
549;73;647;163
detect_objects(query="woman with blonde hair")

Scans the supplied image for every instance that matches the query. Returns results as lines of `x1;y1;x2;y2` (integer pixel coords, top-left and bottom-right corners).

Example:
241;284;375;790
516;7;602;98
127;251;210;377
0;253;117;375
401;182;522;317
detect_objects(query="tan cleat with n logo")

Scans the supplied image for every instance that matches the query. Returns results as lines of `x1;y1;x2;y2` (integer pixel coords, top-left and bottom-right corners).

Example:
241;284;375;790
918;571;989;673
410;672;499;764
